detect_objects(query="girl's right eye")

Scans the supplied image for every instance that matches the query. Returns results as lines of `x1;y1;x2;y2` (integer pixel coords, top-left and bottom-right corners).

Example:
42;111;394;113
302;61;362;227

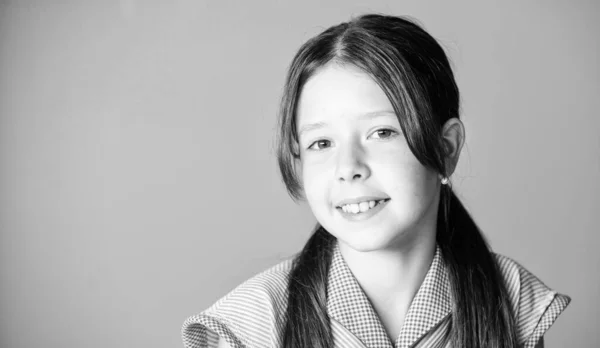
307;139;331;151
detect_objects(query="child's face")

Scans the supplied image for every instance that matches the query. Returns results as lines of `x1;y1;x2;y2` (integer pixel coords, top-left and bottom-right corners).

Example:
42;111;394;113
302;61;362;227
296;64;440;252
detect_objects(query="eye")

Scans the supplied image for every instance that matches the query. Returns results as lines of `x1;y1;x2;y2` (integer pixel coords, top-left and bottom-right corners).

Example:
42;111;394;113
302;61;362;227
307;139;332;151
369;128;398;140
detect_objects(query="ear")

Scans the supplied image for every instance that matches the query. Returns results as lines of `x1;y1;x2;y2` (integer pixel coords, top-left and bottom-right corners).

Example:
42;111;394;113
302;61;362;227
292;140;301;159
440;118;465;177
292;141;306;198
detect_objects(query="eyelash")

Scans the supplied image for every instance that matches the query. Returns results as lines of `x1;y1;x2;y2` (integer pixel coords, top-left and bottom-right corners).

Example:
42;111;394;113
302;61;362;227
370;128;398;140
306;128;399;151
307;139;332;151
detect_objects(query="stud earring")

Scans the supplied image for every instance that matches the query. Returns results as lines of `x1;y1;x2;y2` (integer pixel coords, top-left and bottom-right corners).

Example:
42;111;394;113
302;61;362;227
441;177;449;185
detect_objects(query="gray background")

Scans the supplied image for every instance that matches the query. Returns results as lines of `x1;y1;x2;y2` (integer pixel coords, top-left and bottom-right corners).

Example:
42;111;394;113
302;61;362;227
0;1;597;347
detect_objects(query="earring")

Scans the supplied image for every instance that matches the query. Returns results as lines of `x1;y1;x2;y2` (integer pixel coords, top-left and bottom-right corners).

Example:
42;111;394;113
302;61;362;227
441;177;449;185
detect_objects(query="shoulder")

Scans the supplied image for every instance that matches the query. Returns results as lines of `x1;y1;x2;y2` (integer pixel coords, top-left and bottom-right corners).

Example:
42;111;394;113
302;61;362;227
181;257;295;348
492;252;571;348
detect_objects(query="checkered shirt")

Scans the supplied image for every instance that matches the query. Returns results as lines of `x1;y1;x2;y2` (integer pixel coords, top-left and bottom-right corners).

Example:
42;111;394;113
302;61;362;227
181;241;571;348
327;243;452;348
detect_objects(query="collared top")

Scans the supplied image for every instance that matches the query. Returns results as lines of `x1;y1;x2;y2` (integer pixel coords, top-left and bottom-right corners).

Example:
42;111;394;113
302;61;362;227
181;242;570;348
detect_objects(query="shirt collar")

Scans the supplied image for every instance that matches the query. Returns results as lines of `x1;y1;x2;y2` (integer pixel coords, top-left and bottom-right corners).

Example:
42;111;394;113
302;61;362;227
326;241;452;348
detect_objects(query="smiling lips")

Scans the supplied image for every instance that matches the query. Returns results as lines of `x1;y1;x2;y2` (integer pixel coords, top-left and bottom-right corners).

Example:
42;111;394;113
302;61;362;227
340;199;386;214
336;197;390;215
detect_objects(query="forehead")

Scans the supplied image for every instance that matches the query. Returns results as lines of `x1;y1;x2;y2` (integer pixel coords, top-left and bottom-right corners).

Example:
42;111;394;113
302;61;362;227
296;64;393;123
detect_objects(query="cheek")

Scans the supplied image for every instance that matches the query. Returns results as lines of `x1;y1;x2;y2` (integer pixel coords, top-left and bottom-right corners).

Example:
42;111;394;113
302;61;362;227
378;152;437;198
301;162;331;204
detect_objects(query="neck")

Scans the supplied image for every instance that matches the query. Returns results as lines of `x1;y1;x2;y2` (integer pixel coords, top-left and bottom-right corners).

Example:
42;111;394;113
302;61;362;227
339;231;436;301
337;225;437;341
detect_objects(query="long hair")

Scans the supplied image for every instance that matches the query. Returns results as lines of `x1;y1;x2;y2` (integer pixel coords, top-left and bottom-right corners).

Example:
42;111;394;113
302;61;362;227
276;14;517;348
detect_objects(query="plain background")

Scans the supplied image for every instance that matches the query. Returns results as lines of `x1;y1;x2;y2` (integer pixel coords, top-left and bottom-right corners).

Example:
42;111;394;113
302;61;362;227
1;1;598;347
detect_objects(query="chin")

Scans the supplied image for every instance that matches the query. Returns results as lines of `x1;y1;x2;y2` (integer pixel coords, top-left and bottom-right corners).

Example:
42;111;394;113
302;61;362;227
322;223;406;253
339;239;389;253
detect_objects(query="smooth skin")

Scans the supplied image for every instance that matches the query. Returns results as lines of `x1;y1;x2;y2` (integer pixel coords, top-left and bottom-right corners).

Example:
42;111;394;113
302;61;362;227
295;63;463;341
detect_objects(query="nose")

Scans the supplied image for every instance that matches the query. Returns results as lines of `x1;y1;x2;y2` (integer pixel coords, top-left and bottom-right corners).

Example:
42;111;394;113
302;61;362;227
335;143;371;182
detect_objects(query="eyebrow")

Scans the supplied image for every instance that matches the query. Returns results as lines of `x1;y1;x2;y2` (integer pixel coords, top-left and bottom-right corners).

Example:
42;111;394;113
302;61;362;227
361;110;396;119
297;110;396;138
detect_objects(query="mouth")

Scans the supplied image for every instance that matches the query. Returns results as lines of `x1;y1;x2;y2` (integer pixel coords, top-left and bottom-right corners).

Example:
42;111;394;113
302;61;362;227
336;198;390;215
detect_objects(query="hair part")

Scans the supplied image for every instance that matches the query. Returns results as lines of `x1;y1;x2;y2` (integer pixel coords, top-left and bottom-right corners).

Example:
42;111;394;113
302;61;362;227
278;14;517;348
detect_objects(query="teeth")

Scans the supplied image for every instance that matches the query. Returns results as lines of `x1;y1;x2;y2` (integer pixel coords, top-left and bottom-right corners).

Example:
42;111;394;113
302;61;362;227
340;200;385;214
359;202;369;212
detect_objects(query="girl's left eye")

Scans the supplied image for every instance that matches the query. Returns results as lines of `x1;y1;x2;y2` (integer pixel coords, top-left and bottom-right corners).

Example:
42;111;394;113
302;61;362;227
369;128;398;140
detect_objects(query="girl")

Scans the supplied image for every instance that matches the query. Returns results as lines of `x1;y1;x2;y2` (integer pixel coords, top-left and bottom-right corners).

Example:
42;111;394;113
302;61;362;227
182;14;570;348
